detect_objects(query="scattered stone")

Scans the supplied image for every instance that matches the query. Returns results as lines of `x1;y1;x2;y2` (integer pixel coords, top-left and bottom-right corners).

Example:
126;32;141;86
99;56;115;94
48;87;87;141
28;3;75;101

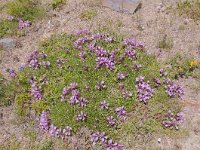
102;0;142;14
158;138;161;143
184;19;189;25
0;38;17;49
137;24;145;31
157;3;165;13
32;24;41;32
54;20;61;28
166;64;172;69
48;20;54;29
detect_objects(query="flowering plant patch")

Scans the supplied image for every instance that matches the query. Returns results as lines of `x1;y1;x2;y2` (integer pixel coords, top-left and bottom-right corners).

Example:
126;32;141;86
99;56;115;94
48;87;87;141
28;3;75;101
13;31;184;149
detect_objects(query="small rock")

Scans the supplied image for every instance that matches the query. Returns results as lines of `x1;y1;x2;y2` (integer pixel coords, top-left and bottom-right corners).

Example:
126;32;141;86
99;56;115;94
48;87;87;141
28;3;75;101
158;138;161;143
53;21;61;28
48;20;53;29
184;19;189;25
102;0;142;14
166;64;172;69
33;25;41;32
157;3;165;13
160;7;165;12
137;24;145;31
0;38;17;48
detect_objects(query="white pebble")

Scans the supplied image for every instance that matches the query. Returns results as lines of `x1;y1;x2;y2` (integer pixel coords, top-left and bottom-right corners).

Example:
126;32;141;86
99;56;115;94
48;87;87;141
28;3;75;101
158;138;161;143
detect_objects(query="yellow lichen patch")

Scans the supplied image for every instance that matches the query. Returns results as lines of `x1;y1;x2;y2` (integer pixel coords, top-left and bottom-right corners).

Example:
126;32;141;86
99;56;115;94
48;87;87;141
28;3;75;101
190;60;198;67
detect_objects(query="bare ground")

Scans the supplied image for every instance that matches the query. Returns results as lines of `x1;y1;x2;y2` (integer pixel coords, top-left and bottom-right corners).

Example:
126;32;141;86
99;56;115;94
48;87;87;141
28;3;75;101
0;0;200;149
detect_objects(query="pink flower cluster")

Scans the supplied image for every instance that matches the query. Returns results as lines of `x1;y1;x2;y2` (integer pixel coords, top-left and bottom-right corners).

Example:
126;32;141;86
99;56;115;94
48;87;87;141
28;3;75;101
116;106;127;121
39;111;72;139
125;49;137;60
74;33;113;51
74;36;91;50
118;83;133;99
7;16;31;29
75;29;90;35
30;76;42;100
165;79;184;98
162;110;184;129
73;33;116;70
76;111;87;121
95;54;116;70
106;116;116;126
7;15;14;21
28;50;50;69
154;78;161;87
18;19;31;29
40;111;49;130
61;83;88;107
104;106;127;126
72;33;143;73
57;58;66;66
123;38;144;49
91;33;113;42
95;81;107;91
100;100;109;109
79;51;87;59
91;132;123;150
121;90;133;99
8;69;16;78
160;68;168;77
136;76;154;104
132;63;142;71
117;73;128;80
92;46;117;70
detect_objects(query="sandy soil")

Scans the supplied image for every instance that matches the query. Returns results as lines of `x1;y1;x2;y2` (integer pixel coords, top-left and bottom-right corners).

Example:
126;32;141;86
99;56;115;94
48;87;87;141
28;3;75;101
0;0;200;149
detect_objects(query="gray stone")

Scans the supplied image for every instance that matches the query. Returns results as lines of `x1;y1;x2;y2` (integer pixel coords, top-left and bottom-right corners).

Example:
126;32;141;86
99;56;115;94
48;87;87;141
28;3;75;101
0;38;17;48
102;0;142;14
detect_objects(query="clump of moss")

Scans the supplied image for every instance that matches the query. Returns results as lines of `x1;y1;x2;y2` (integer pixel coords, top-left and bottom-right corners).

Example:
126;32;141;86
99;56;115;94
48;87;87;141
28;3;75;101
80;9;97;20
157;34;173;50
6;0;45;22
52;0;66;9
12;31;184;148
0;18;28;38
177;0;200;21
0;74;16;107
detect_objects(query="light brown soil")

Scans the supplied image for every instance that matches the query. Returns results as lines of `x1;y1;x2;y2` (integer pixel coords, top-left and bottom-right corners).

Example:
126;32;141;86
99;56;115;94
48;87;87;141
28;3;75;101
0;0;200;149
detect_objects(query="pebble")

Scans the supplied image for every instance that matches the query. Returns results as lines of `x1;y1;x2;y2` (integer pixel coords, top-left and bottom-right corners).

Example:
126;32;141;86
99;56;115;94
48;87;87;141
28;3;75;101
184;19;189;25
157;3;165;13
158;138;161;143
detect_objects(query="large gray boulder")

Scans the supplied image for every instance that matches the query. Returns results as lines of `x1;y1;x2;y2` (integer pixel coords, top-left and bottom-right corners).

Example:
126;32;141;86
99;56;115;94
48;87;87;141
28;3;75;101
0;38;17;48
102;0;142;14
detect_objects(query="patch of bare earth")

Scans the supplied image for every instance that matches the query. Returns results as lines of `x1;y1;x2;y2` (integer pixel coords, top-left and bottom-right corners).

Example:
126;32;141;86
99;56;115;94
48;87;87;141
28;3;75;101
0;0;200;149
